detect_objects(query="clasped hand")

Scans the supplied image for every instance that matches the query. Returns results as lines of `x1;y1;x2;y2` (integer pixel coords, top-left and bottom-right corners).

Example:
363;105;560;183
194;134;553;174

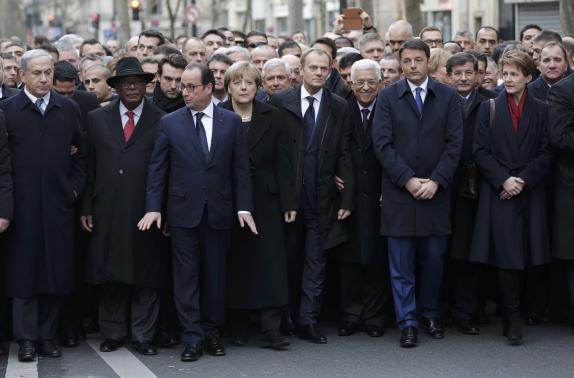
500;176;525;200
405;177;439;200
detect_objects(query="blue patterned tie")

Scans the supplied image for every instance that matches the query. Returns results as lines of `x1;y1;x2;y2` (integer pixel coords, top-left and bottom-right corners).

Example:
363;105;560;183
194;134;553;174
35;98;45;115
195;112;209;158
415;87;423;114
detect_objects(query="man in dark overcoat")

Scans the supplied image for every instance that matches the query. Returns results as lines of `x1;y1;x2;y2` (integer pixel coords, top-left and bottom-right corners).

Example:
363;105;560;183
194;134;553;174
0;49;86;362
80;57;166;356
372;40;463;348
0;109;12;354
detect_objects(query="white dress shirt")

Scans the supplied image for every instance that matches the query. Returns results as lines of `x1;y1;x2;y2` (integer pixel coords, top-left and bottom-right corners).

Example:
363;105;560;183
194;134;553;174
301;86;322;121
190;101;214;150
24;87;50;113
119;100;144;129
407;76;429;103
357;101;375;119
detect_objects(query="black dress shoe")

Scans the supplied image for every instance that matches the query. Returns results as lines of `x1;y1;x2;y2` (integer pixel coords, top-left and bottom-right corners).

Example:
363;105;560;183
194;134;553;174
400;327;418;348
0;341;9;355
280;316;297;336
261;330;290;350
299;324;327;344
365;325;384;337
181;343;202;362
423;318;445;339
38;340;62;358
229;336;248;346
525;312;541;326
505;320;523;346
338;322;360;336
59;329;79;348
154;330;180;348
18;340;36;362
133;341;157;356
204;337;226;356
454;319;480;335
100;339;123;352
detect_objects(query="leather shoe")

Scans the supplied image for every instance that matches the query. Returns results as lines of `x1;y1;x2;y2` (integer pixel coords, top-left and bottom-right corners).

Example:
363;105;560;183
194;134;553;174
525;312;541;326
181;343;202;362
365;325;384;337
280;316;296;336
38;340;62;358
423;318;445;339
133;341;157;356
100;339;123;352
154;329;180;348
0;341;9;355
261;330;290;350
454;319;480;335
204;337;225;356
338;322;360;336
400;327;418;348
59;329;79;348
18;340;36;362
299;324;327;344
229;336;248;346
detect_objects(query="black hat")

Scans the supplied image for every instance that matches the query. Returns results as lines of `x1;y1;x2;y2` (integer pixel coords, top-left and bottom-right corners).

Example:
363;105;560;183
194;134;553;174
106;57;155;88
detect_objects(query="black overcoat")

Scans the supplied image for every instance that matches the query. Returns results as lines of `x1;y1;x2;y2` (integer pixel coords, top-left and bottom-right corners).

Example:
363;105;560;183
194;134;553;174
0;110;11;220
0;90;86;297
82;98;167;288
547;74;574;260
221;100;296;309
470;91;553;269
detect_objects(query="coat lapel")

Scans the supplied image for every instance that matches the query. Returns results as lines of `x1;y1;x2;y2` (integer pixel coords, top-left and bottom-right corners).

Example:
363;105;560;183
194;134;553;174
283;86;304;120
44;91;62;115
397;79;421;118
207;106;223;166
180;108;206;164
497;93;521;161
247;101;272;151
516;92;534;151
124;99;155;147
104;99;127;147
317;91;333;168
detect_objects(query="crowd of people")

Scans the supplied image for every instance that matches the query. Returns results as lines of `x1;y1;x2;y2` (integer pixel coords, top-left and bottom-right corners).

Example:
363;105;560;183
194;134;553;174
0;13;573;364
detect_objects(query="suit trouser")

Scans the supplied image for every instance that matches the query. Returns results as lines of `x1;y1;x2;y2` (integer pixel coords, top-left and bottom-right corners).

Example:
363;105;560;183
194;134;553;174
298;208;325;326
451;261;481;321
13;295;61;342
230;308;281;335
339;263;387;327
498;269;523;323
171;218;229;345
388;236;446;330
98;283;159;343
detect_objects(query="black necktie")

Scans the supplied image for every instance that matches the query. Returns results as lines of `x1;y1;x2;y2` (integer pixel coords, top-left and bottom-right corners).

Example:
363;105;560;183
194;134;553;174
195;112;209;157
361;108;370;131
303;96;316;143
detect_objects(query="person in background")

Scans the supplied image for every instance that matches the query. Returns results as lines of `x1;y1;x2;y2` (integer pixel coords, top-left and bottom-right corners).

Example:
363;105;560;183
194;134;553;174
429;48;452;84
261;58;291;102
420;26;444;49
475;27;499;57
379;53;403;87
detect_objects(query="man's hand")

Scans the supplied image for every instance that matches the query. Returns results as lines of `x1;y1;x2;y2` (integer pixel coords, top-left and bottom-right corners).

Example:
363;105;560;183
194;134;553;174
500;190;513;200
238;213;258;235
138;212;162;231
334;176;345;191
284;211;297;223
80;215;93;232
415;179;439;200
360;11;373;29
332;15;344;33
338;209;351;220
0;218;10;233
70;145;78;155
405;177;423;197
502;177;525;197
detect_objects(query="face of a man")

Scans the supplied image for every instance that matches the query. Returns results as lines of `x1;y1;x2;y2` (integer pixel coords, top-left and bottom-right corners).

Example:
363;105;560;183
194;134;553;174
475;29;498;56
532;40;547;66
246;35;268;49
339;65;353;90
263;65;290;96
292;33;305;44
181;68;213;111
81;43;106;57
454;35;474;51
105;40;119;55
251;48;276;71
138;36;161;59
301;51;330;93
5;45;24;64
158;63;184;99
115;75;147;110
59;50;79;68
311;43;334;67
84;70;112;102
539;45;568;84
361;40;385;62
400;48;429;86
53;79;76;97
203;34;224;57
352;69;381;107
209;60;230;93
482;62;498;89
21;56;53;98
281;46;302;58
125;37;139;57
421;30;444;49
223;30;235;46
449;61;477;96
183;39;207;64
380;58;401;87
388;27;411;53
281;55;302;86
2;58;19;87
476;60;486;87
521;28;540;55
142;62;159;97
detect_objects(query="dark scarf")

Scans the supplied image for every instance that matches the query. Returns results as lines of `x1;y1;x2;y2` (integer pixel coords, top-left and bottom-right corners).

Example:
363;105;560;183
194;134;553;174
151;82;185;113
507;88;527;133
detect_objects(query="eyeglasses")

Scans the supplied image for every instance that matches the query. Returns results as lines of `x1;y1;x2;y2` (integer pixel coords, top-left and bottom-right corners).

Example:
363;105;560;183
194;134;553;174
180;83;205;92
247;42;265;49
354;79;379;87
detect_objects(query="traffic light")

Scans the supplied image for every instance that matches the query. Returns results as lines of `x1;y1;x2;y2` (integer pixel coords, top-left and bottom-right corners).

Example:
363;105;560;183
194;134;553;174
92;13;100;30
131;0;140;21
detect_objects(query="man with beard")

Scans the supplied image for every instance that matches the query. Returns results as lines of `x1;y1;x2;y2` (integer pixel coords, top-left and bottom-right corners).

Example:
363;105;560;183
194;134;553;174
152;54;187;113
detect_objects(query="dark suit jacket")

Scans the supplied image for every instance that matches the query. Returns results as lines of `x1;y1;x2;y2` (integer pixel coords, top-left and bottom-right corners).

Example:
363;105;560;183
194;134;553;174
71;90;100;131
372;77;463;237
0;85;19;101
270;85;353;250
145;104;253;230
0;109;11;219
528;76;550;103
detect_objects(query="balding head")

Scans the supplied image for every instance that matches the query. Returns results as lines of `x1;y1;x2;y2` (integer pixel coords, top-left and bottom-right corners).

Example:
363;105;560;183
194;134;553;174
387;20;414;53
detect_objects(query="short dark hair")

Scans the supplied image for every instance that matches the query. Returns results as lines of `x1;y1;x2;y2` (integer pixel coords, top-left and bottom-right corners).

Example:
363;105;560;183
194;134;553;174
201;29;227;43
519;24;542;41
398;39;430;60
312;37;337;60
80;39;103;56
467;49;487;67
53;60;78;82
245;30;268;46
139;29;166;46
158;54;188;76
476;26;499;41
532;30;562;45
335;37;354;48
446;52;478;74
278;40;301;57
154;44;181;56
186;63;216;88
491;42;514;64
34;35;49;46
38;43;59;60
419;26;442;39
207;53;233;67
338;52;363;70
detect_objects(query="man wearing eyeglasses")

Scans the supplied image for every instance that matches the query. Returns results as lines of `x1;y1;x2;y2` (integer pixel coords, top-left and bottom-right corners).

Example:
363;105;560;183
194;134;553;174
80;57;166;356
419;26;444;49
139;63;255;362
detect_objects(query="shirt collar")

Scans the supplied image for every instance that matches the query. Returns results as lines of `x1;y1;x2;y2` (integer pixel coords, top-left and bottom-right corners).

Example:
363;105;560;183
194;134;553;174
190;101;214;118
357;100;375;114
24;87;50;105
407;76;429;93
119;99;145;117
301;85;323;104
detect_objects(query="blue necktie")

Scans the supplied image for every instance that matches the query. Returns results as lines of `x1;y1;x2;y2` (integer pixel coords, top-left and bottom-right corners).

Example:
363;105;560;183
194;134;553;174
195;112;209;158
415;87;423;114
35;98;45;115
303;96;316;143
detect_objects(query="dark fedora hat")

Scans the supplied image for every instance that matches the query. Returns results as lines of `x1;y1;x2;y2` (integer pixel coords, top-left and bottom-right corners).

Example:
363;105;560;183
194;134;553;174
106;57;155;87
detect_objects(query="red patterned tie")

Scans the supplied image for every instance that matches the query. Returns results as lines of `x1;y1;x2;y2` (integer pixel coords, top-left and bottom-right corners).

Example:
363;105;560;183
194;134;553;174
124;111;135;142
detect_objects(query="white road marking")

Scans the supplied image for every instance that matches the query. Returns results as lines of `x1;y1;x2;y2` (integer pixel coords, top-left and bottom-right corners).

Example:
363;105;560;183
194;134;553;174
86;338;158;378
5;342;38;378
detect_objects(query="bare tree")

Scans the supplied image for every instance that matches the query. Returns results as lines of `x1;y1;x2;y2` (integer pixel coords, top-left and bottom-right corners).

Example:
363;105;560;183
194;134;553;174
561;0;574;36
117;0;131;45
403;0;423;36
242;0;252;33
360;0;374;21
165;0;184;40
288;0;304;35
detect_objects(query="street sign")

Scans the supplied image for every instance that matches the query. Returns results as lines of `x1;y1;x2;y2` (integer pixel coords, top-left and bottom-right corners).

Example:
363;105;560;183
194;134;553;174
185;4;201;24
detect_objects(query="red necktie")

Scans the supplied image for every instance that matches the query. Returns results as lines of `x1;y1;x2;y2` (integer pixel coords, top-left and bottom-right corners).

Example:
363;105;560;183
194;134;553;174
124;111;135;142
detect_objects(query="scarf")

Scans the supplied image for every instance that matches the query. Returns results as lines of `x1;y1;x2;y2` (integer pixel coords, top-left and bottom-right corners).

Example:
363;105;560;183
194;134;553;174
151;81;185;113
507;89;527;133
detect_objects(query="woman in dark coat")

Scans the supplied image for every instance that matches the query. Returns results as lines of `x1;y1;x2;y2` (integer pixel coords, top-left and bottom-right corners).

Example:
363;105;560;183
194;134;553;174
220;62;296;349
470;50;553;345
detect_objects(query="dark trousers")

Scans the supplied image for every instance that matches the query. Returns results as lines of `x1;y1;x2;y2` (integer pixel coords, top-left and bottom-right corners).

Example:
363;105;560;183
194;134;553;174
498;269;523;323
298;207;326;326
451;261;481;321
98;283;159;343
339;263;387;327
566;262;574;311
171;218;229;345
524;265;547;316
230;308;281;335
13;295;61;342
388;236;446;330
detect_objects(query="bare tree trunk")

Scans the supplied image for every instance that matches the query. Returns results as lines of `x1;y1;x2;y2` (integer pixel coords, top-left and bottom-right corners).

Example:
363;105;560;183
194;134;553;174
0;0;25;39
360;0;373;20
242;0;252;33
561;0;574;36
315;0;326;37
288;0;304;35
118;0;131;45
403;0;423;36
166;0;184;40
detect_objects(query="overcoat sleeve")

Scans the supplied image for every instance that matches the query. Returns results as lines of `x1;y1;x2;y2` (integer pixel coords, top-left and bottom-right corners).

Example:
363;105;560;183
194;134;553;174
547;84;574;155
70;104;87;198
145;117;171;213
232;114;253;213
518;105;553;189
273;111;297;212
336;103;354;211
0;109;12;219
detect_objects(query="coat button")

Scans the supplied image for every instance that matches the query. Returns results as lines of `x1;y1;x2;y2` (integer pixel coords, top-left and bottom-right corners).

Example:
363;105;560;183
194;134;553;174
118;169;124;175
